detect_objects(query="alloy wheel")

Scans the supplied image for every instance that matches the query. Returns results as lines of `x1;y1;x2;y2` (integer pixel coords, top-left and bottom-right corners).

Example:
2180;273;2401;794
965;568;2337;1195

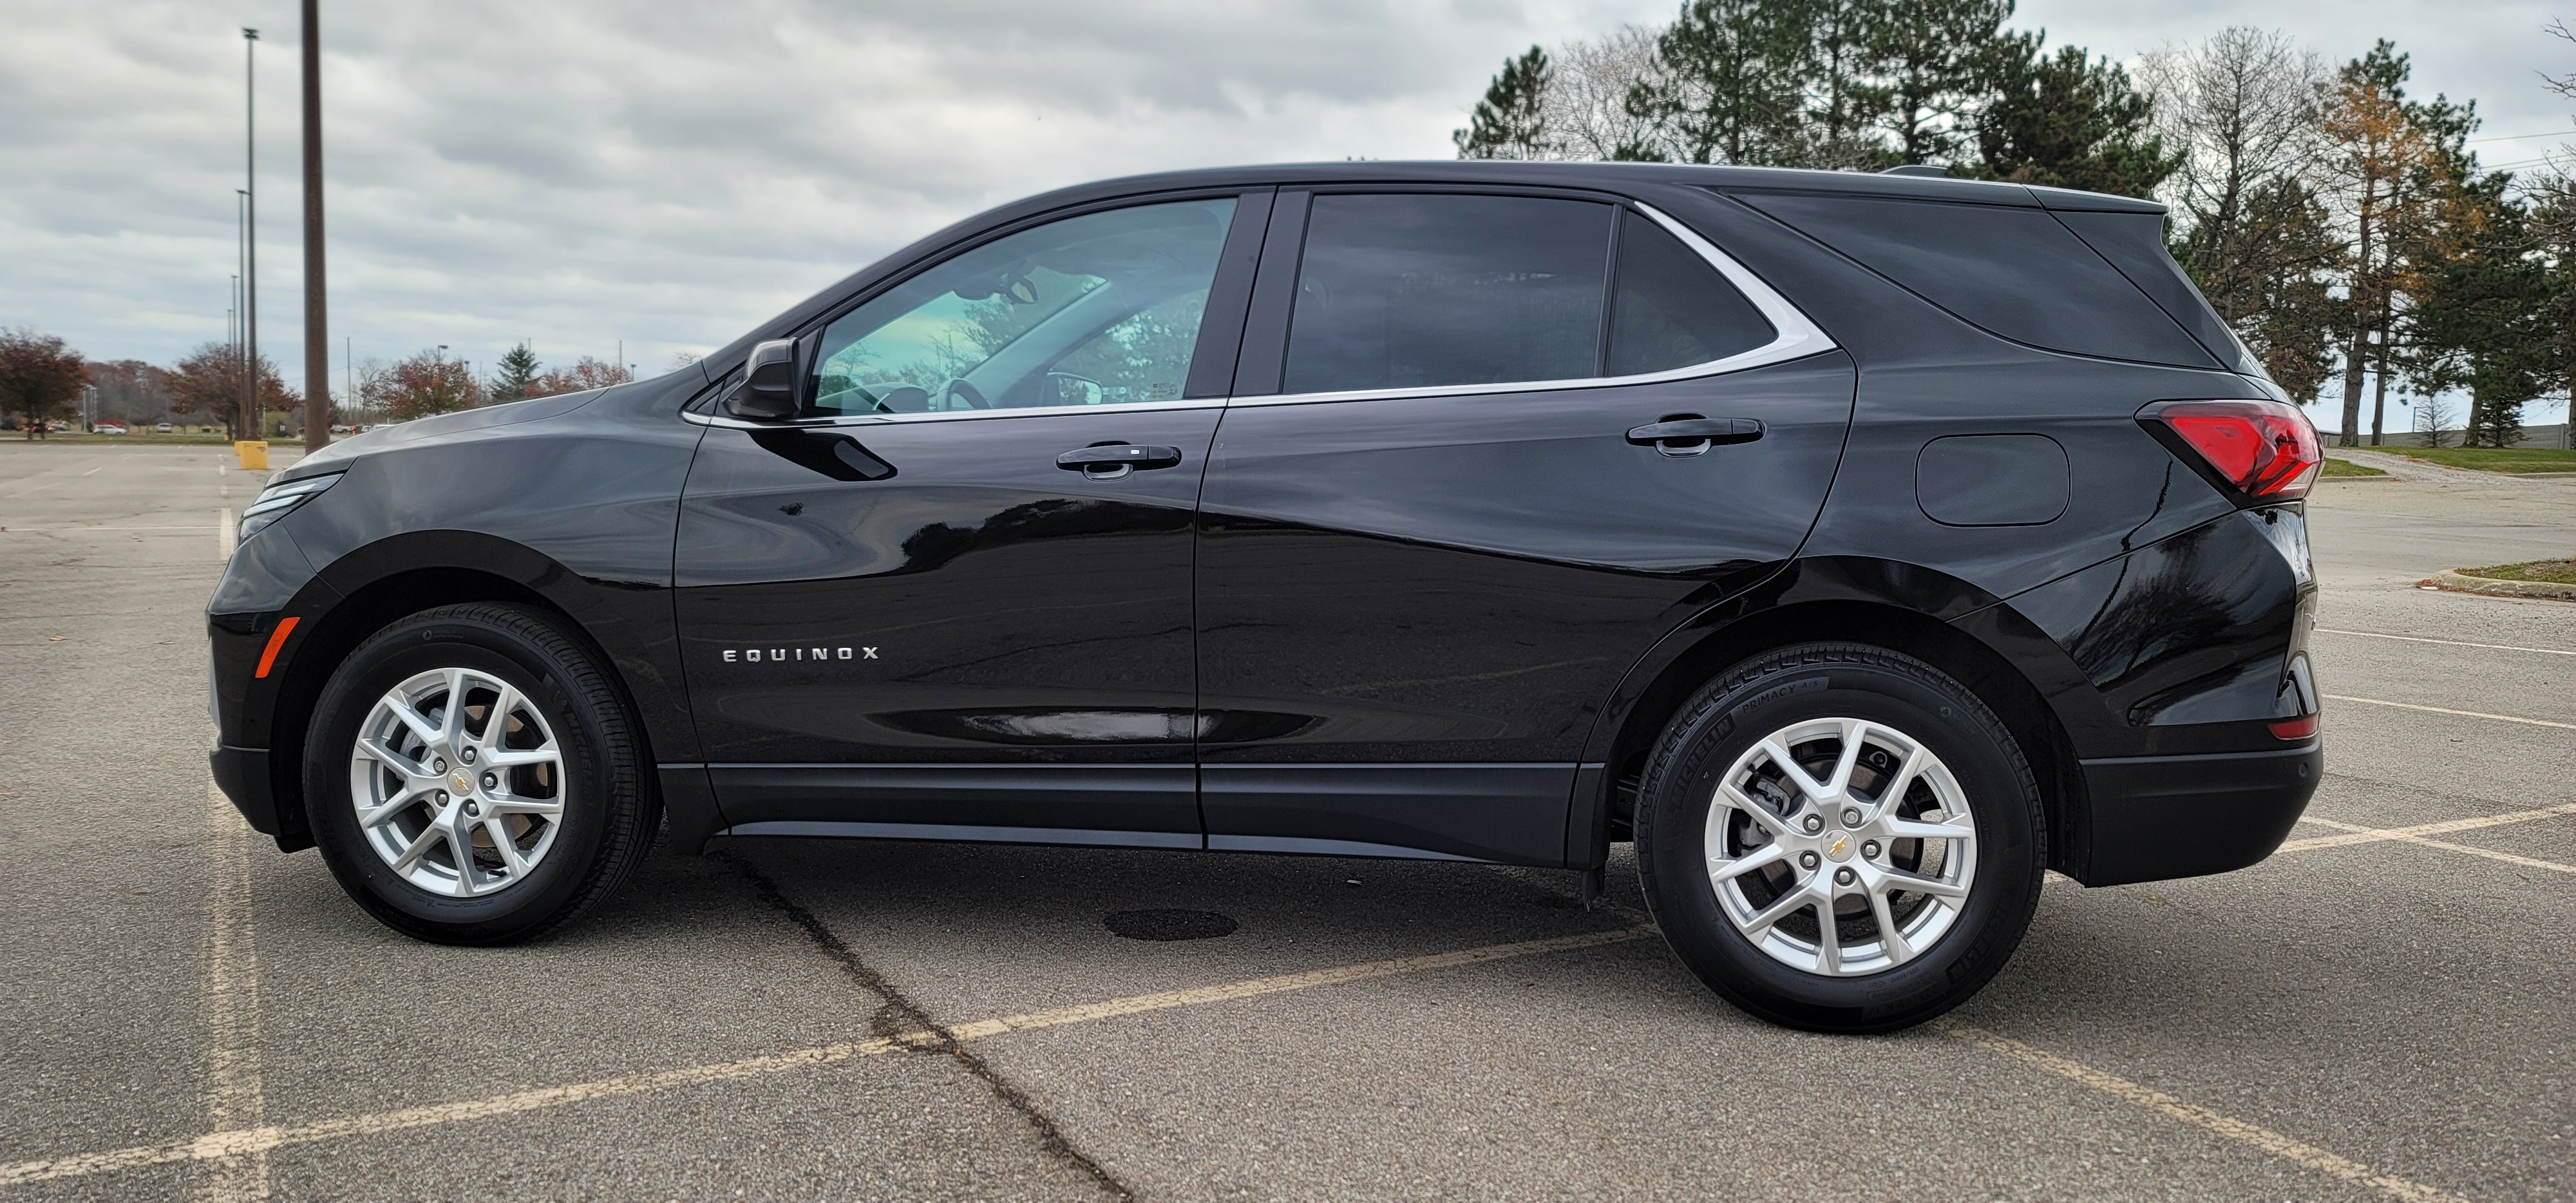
348;667;566;897
1703;717;1978;976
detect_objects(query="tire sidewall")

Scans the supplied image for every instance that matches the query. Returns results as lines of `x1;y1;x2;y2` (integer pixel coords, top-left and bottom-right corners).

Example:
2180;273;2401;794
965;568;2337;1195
1639;649;2042;1030
305;611;612;942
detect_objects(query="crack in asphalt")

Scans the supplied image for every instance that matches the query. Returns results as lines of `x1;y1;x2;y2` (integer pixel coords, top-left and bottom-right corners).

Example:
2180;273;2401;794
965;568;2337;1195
712;848;1133;1202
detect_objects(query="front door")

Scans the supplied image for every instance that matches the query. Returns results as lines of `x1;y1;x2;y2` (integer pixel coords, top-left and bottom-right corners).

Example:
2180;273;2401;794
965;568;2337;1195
676;194;1264;845
1195;189;1853;866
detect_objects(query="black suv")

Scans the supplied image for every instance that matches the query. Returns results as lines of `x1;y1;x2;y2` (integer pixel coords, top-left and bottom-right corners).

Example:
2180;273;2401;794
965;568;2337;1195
210;162;2324;1032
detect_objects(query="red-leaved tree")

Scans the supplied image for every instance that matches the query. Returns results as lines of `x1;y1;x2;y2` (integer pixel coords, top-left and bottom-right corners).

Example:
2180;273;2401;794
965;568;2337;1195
361;350;480;421
0;328;88;439
169;343;298;440
525;356;633;399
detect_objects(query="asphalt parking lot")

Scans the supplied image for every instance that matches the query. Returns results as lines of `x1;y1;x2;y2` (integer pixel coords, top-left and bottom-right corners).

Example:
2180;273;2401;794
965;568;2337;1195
1;441;2568;1202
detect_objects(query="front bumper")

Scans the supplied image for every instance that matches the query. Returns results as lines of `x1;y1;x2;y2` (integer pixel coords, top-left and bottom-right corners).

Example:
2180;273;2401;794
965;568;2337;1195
211;744;281;837
2069;741;2320;886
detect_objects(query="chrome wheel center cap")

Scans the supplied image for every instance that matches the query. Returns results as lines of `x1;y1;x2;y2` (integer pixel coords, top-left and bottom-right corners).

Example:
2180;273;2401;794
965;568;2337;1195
451;771;474;795
1823;829;1857;863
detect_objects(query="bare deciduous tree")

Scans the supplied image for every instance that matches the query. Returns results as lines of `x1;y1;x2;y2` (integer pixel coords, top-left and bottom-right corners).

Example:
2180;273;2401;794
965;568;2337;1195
1551;26;1663;161
2143;28;2326;322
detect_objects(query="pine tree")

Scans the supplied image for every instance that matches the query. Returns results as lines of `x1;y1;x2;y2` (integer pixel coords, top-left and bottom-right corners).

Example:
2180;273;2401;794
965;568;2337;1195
1858;0;2014;165
1965;39;2180;198
489;342;541;404
1625;0;1817;165
1455;46;1555;160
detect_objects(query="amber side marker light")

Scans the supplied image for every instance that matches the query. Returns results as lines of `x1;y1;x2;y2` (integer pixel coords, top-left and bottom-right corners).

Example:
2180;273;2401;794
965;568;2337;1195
2143;399;2323;502
254;615;301;679
2267;713;2319;741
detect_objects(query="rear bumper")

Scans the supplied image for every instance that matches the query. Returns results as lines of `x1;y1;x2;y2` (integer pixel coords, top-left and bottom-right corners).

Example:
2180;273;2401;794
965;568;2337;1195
2069;741;2320;886
211;745;278;836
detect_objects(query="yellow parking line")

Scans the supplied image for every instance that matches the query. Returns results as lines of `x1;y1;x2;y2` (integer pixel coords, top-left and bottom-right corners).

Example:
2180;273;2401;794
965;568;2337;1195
2293;815;2575;875
2278;802;2576;852
2324;694;2576;731
1936;1022;2470;1203
0;926;1654;1187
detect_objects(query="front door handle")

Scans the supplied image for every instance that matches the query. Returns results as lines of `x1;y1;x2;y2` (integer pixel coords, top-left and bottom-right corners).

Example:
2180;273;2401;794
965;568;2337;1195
1625;417;1764;457
1056;444;1183;477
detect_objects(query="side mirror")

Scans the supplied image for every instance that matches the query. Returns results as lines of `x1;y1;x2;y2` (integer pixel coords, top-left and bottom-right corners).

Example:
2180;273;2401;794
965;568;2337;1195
723;339;800;421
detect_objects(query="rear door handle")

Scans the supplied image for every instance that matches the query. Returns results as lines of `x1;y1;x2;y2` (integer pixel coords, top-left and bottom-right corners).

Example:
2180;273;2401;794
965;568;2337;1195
1056;444;1183;476
1625;417;1764;456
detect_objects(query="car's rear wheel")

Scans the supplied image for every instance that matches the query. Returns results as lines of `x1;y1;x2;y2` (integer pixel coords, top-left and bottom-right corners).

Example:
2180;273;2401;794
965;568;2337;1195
304;603;656;944
1635;642;2043;1032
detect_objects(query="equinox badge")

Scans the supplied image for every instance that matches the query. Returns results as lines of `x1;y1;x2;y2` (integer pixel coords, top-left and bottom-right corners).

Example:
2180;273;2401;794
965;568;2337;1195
723;646;876;663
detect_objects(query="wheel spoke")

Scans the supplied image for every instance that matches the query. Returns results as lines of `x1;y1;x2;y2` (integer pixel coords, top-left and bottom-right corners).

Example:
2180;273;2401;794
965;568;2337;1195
1883;817;1971;843
1760;738;1830;804
480;745;558;770
381;695;445;747
1868;886;1916;966
357;791;426;829
1877;744;1928;807
483;819;531;876
1739;882;1818;938
355;735;431;778
1875;866;1968;898
480;680;520;746
1718;782;1794;837
484;793;562;818
439;669;469;744
1708;840;1788;884
1814;895;1844;973
388;824;443;873
1823;719;1867;795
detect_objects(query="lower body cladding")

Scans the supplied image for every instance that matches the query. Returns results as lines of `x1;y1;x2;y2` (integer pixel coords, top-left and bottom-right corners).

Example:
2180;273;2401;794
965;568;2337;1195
2070;742;2321;886
673;762;1601;867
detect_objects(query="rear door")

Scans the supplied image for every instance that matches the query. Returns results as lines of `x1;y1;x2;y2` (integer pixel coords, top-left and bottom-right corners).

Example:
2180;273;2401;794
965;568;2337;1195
676;193;1267;845
1194;188;1854;866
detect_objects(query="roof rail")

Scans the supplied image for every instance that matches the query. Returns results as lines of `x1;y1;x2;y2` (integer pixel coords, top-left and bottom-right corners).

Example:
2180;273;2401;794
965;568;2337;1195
1879;164;1949;178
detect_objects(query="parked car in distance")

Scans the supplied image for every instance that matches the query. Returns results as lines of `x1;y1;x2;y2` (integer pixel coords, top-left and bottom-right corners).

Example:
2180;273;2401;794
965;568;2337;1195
158;422;175;433
207;161;2322;1033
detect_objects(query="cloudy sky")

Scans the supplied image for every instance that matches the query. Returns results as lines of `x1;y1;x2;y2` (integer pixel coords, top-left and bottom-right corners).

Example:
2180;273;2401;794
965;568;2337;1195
4;0;2569;428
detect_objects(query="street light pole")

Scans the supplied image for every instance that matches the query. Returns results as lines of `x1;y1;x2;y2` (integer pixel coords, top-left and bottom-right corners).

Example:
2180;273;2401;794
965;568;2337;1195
300;0;328;451
242;27;260;442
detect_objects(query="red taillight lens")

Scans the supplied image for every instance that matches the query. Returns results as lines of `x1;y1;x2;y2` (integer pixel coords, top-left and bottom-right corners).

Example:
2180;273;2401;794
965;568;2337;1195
2266;712;2318;741
2149;399;2322;500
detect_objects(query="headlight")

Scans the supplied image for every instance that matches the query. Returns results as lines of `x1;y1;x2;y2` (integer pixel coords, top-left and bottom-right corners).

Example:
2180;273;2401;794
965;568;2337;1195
238;472;342;541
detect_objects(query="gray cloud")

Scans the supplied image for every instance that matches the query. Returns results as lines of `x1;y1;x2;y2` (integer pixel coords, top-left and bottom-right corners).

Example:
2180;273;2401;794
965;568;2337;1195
4;0;2565;398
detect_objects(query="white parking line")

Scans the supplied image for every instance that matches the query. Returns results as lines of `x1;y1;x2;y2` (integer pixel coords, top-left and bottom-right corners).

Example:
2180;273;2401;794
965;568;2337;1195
2279;802;2576;853
215;510;234;562
0;926;1656;1187
2324;694;2576;732
2293;814;2575;875
2315;629;2576;658
1935;1021;2470;1203
195;782;269;1202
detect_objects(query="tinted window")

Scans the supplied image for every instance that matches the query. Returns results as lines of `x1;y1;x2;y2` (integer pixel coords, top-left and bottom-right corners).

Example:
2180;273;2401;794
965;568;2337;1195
1284;194;1611;394
1738;193;2217;368
2052;209;2259;375
809;199;1234;416
1607;210;1775;375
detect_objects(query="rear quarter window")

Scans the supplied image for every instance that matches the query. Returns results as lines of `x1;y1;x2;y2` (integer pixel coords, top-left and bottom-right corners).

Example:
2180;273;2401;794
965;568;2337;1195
1734;193;2219;369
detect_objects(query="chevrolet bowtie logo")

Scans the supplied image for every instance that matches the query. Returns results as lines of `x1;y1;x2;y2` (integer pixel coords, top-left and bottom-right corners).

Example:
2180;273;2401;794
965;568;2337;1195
453;773;472;793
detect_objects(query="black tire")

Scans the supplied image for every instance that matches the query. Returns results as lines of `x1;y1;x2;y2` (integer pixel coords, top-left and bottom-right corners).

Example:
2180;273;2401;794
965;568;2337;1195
1634;642;2043;1033
303;603;657;945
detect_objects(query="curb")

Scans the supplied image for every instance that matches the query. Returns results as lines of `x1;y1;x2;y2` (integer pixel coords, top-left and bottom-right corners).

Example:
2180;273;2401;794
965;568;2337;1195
2315;473;2397;482
2424;570;2576;602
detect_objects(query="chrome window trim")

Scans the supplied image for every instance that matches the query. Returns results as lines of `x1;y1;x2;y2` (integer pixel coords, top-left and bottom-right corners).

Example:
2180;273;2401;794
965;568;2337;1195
1231;201;1835;410
682;395;1226;431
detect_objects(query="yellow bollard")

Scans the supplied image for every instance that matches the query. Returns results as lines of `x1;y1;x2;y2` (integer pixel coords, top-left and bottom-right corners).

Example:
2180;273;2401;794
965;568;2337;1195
234;440;269;470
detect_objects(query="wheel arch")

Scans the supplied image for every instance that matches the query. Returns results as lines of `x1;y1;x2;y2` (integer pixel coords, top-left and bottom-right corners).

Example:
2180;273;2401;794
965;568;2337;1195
1577;556;2088;875
260;531;663;851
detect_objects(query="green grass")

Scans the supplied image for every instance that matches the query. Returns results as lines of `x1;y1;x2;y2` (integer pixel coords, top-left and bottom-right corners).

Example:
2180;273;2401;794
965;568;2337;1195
2318;457;2387;477
2333;445;2576;473
2457;558;2576;585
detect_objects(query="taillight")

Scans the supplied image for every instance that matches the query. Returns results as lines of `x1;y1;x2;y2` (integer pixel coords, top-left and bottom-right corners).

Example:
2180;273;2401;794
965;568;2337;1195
2143;400;2322;501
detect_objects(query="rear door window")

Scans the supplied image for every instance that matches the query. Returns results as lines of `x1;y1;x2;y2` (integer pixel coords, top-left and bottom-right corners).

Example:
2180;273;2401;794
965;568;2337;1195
1607;209;1776;375
1283;194;1612;394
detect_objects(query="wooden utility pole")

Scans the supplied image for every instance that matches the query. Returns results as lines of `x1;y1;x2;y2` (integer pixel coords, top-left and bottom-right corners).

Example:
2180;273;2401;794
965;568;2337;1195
301;0;328;450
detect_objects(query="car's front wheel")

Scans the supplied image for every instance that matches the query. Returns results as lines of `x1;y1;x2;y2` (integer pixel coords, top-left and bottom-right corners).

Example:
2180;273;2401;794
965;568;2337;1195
303;603;656;944
1635;643;2044;1032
